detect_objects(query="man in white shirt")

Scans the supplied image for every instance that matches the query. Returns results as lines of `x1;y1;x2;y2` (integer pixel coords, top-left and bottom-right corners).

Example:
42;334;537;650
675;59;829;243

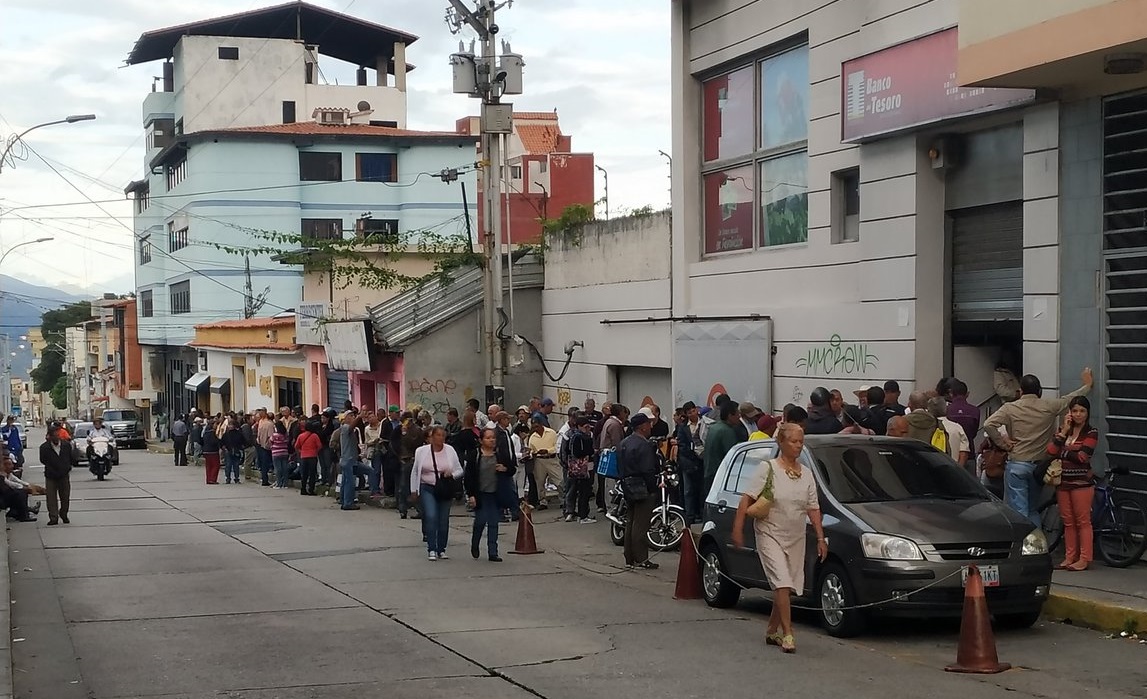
467;398;489;429
86;416;118;462
929;396;971;471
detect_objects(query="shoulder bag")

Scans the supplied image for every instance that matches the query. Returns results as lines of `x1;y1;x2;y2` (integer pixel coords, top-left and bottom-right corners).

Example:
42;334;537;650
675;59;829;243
746;460;776;520
431;448;460;501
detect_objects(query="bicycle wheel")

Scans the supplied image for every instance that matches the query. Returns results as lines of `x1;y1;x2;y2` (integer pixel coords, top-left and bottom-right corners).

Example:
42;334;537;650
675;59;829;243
1097;496;1147;568
1039;498;1064;554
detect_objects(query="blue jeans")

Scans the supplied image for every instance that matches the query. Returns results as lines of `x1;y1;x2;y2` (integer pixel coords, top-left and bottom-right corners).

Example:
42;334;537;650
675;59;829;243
369;451;383;496
681;467;704;524
1005;460;1042;525
273;455;289;488
256;446;273;484
419;484;453;554
472;493;501;557
340;458;371;508
225;449;242;482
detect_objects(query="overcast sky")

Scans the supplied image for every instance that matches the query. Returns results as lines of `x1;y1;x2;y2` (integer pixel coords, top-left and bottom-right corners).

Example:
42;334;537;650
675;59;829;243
0;0;670;295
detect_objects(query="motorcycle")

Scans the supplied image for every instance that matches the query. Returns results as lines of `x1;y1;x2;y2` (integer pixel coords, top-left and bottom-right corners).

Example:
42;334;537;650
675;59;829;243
89;435;114;481
606;459;688;551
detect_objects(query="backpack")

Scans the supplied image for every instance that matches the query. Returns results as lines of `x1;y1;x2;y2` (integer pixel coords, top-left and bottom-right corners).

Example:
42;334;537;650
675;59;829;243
931;427;949;456
329;428;341;457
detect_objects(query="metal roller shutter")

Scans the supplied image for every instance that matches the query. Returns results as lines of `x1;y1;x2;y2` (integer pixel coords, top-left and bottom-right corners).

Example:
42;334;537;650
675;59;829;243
1103;90;1147;480
326;370;349;410
951;203;1024;323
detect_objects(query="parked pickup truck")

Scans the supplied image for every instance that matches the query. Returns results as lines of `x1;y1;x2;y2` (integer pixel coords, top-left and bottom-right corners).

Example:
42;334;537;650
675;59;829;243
99;409;147;449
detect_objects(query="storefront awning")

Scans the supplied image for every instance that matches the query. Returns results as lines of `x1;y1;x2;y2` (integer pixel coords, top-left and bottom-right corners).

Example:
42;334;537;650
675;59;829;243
209;377;230;394
184;371;210;390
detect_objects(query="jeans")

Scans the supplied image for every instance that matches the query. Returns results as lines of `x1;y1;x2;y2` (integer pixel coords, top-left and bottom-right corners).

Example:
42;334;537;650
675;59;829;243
419;484;453;554
191;441;203;467
681;467;704;524
369;452;384;496
273;455;289;488
472;492;501;557
225;449;243;483
339;458;371;508
561;462;575;514
398;460;414;515
1004;460;1042;525
571;477;593;519
319;448;334;486
173;436;188;466
299;456;319;494
256;446;272;485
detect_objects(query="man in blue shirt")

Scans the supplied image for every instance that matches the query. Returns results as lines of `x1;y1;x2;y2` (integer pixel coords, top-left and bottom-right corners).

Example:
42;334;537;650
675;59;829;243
1;416;23;467
531;398;555;428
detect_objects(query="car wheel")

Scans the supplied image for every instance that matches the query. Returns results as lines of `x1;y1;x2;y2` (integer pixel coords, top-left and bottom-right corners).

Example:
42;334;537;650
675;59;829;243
818;561;867;637
700;541;741;608
995;609;1041;630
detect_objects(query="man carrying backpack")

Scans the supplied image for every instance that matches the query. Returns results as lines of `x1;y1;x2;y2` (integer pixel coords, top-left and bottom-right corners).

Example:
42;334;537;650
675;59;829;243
904;391;948;455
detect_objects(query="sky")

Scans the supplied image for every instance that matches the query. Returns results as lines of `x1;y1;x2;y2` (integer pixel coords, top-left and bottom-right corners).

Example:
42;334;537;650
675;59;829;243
0;0;671;295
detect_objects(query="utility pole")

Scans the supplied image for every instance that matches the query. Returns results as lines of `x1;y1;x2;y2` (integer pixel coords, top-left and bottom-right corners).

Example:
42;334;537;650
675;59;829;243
99;301;110;412
0;334;10;418
595;164;609;220
447;0;523;408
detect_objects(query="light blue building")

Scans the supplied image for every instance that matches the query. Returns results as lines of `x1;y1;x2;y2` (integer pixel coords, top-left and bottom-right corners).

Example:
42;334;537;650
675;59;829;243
122;2;477;417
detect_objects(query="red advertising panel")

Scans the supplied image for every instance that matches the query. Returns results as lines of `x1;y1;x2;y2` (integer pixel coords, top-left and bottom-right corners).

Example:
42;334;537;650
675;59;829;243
841;29;1036;143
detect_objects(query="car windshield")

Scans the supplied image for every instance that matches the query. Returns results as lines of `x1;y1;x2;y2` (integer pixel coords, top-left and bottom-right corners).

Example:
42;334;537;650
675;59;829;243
813;442;989;504
103;411;137;421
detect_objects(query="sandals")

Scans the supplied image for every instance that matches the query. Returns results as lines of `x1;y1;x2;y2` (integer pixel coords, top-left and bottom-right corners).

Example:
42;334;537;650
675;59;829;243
766;631;784;646
1054;560;1076;570
1066;561;1090;571
780;634;796;653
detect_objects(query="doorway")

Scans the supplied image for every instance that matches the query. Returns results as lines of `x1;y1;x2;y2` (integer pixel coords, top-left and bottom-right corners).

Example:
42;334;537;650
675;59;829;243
277;377;303;411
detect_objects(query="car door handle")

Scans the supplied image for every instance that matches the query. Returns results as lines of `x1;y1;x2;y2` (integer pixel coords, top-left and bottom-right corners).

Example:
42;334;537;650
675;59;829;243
717;499;727;513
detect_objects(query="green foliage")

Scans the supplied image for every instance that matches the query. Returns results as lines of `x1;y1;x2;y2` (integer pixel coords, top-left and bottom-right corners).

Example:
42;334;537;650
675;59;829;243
213;224;479;293
49;375;68;410
534;203;597;255
763;193;809;247
30;301;92;394
1122;617;1140;636
630;205;656;218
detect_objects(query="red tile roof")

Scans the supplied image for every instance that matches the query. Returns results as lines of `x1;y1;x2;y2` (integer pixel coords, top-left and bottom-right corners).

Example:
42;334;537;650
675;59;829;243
516;124;563;154
189;341;301;352
513;111;559;121
202;123;475;139
194;316;296;330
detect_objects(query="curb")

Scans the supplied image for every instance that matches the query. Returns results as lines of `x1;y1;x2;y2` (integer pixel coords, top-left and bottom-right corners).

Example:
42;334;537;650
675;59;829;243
0;524;13;699
1043;590;1147;633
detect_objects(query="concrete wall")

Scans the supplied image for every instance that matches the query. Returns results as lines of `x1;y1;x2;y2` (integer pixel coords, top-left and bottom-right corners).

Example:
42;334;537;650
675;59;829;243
541;212;672;411
400;311;484;422
958;0;1110;46
203;349;307;415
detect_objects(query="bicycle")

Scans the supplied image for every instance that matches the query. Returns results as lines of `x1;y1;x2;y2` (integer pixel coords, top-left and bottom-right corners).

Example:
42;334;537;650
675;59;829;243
1038;464;1147;568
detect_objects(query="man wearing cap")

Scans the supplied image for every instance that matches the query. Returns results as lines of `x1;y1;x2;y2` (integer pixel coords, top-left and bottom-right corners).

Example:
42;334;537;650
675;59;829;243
806;388;843;435
532;398;555;429
597;404;628;512
853;386;873;408
737;402;762;441
882;380;907;416
616;412;660;569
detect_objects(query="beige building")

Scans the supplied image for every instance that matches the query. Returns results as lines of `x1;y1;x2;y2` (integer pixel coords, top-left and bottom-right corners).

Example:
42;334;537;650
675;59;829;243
669;0;1147;474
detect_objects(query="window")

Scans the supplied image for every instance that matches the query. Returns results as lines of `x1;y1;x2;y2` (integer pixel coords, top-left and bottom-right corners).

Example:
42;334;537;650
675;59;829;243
135;187;150;214
282;101;296;124
299;151;342;181
218;46;239;60
139;235;153;265
359;218;400;244
511;165;522;179
170;281;190;315
147;118;173;151
140;290;153;318
369;120;399;128
702;44;809;255
166;155;186;190
355;153;398;182
168;221;188;252
833;168;860;244
302;218;343;242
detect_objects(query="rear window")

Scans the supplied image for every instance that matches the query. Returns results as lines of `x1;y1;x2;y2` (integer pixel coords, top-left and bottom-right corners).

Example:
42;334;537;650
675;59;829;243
814;443;988;504
102;411;138;421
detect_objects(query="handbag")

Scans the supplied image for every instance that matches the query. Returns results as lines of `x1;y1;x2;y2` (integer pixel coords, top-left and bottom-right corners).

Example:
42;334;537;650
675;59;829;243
431;448;460;501
621;475;649;501
1042;459;1063;486
746;460;776;520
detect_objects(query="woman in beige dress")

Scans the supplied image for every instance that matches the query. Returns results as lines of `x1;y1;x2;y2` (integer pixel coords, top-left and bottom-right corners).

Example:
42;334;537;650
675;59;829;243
732;423;827;653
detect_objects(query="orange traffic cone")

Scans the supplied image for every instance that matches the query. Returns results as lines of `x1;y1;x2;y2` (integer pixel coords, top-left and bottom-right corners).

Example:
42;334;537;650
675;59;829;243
945;565;1011;674
673;528;703;600
509;502;545;555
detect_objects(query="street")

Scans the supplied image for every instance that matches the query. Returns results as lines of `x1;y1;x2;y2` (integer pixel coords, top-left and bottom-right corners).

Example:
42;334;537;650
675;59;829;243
7;445;1146;699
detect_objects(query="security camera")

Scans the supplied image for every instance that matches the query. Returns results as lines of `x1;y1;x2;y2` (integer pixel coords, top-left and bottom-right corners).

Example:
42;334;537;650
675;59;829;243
490;23;500;34
495;70;508;83
564;340;584;355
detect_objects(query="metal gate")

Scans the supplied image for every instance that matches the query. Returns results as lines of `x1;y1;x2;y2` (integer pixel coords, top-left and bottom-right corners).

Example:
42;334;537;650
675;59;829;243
1103;91;1147;479
950;202;1024;323
326;369;349;410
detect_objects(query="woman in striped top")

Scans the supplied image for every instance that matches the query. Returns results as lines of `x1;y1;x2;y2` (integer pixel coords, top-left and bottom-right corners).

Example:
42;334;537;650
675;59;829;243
1047;396;1099;571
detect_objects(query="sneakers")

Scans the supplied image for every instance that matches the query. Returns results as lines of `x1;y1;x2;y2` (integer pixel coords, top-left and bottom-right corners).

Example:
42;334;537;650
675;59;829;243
437;552;449;560
427;552;438;562
564;514;576;523
579;517;597;524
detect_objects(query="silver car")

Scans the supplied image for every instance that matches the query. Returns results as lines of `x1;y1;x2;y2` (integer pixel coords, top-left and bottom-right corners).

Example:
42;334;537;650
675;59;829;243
698;435;1052;637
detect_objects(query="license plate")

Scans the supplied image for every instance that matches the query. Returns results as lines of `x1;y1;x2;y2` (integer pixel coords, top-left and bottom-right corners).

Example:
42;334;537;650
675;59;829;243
962;565;1000;588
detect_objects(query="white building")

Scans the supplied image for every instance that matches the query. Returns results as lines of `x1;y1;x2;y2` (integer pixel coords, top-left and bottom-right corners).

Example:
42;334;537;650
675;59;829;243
667;0;1147;474
123;3;477;419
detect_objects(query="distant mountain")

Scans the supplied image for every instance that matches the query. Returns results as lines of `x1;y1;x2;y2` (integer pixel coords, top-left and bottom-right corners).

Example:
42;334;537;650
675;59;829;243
0;275;88;379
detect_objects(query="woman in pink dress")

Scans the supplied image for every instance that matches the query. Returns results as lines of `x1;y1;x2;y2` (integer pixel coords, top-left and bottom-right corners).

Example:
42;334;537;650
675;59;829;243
733;423;827;653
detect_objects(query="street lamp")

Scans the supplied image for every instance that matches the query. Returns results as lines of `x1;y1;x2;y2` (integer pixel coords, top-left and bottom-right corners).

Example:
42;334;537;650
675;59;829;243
534;181;549;220
0;237;54;268
0;114;96;174
595;164;609;220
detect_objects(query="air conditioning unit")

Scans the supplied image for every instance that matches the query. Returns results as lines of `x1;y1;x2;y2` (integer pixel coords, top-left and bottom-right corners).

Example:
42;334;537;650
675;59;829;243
198;350;208;371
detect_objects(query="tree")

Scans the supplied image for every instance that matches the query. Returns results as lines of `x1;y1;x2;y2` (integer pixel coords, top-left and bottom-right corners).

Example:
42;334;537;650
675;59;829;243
30;301;92;394
49;375;68;410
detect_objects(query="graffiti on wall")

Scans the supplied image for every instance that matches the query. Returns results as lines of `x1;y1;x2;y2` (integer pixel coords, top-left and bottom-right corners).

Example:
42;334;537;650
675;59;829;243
405;377;474;417
794;335;879;377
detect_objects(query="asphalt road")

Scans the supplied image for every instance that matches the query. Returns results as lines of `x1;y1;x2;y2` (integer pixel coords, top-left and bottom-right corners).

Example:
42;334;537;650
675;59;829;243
8;445;1147;699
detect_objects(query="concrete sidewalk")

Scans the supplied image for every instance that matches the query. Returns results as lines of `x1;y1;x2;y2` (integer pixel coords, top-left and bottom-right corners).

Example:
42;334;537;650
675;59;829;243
1044;562;1147;633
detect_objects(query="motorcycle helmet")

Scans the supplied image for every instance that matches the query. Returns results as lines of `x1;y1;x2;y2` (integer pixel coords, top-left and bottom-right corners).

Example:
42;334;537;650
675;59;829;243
809;387;831;408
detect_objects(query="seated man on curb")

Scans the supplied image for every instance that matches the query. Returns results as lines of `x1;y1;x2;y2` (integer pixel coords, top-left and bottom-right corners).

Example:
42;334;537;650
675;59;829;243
1;450;39;521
